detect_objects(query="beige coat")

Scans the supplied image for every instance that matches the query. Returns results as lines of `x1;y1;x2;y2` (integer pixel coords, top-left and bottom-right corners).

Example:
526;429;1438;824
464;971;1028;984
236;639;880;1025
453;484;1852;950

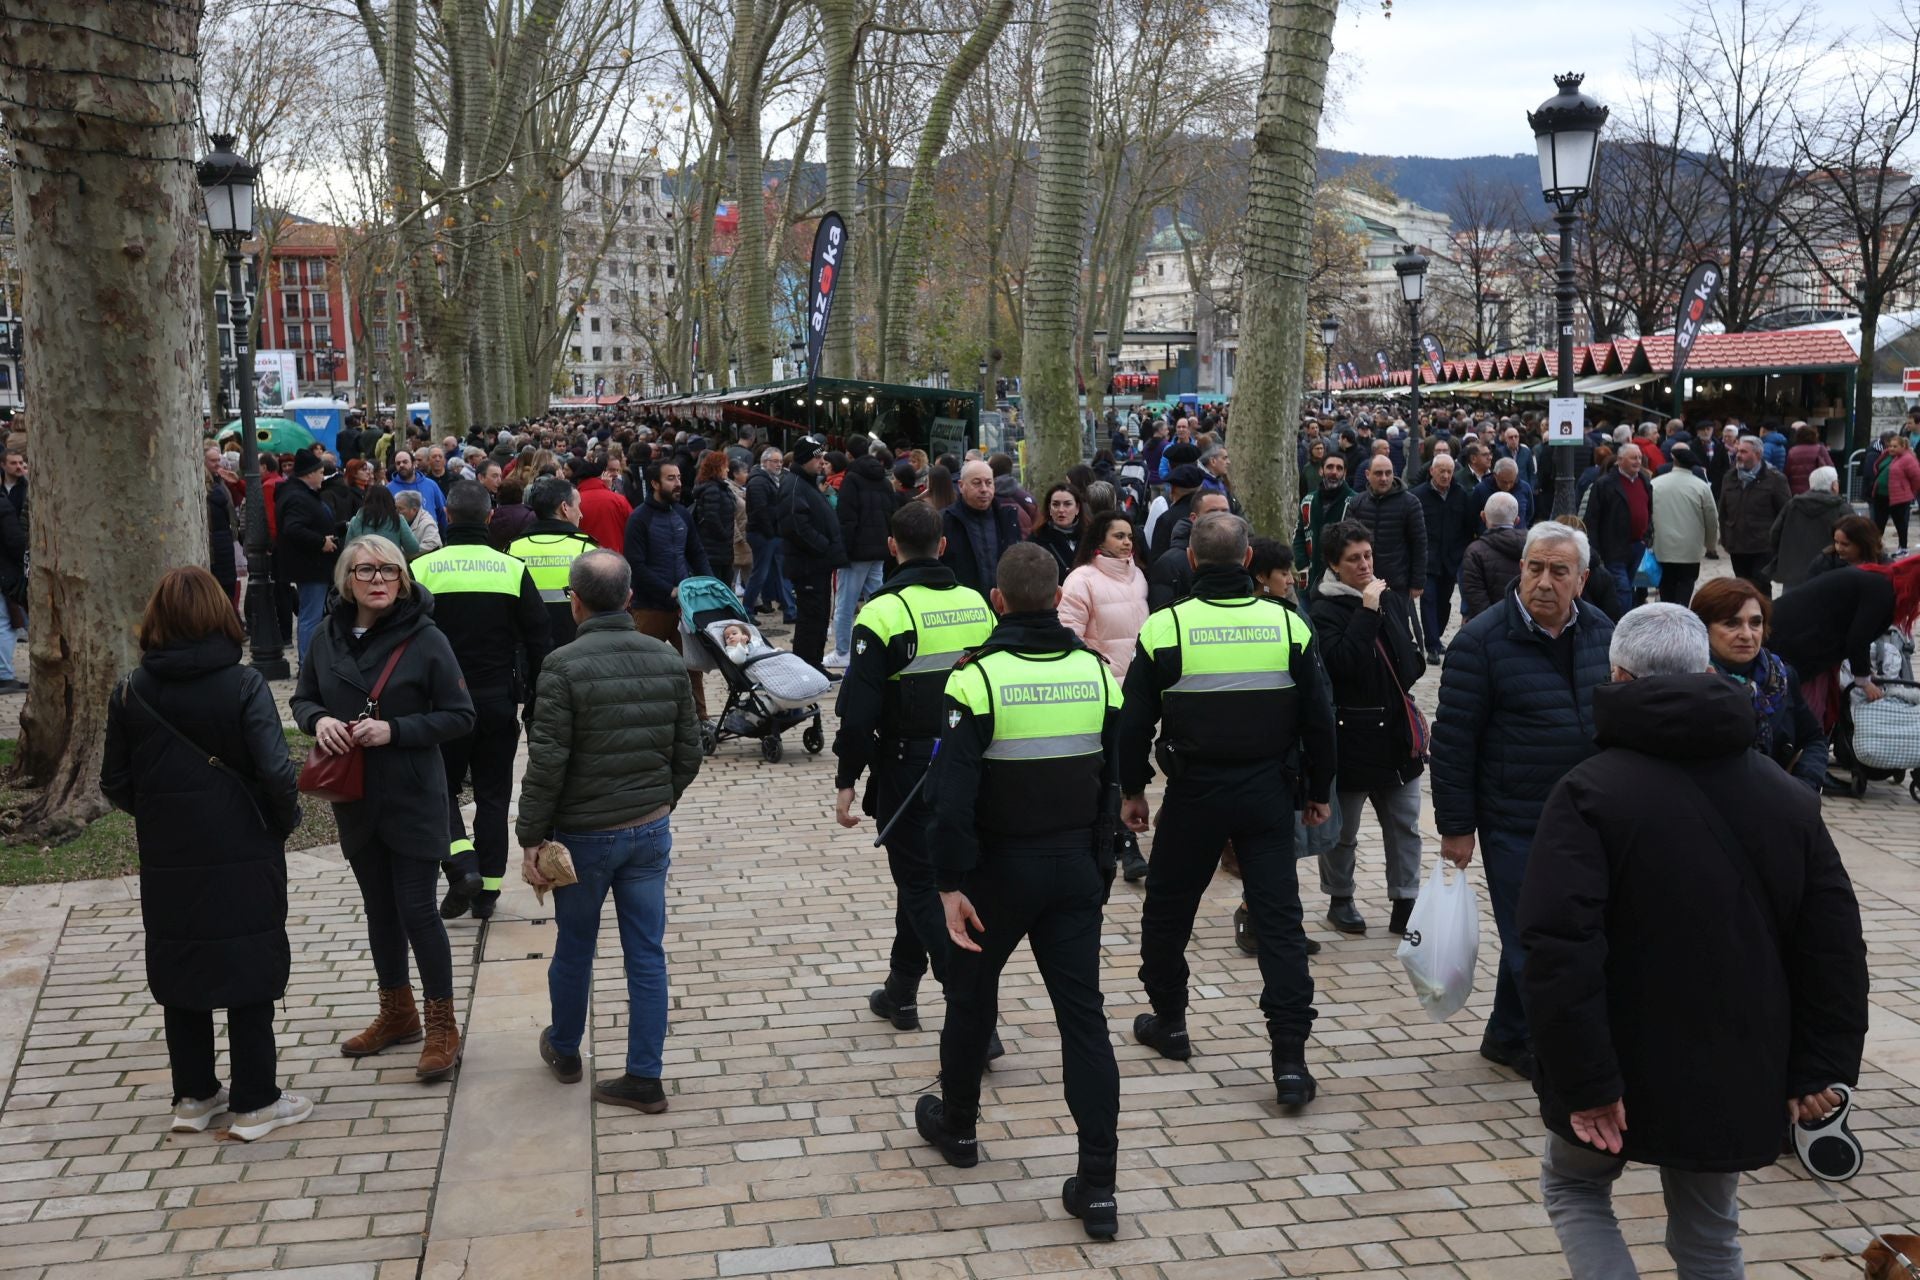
1648;468;1718;564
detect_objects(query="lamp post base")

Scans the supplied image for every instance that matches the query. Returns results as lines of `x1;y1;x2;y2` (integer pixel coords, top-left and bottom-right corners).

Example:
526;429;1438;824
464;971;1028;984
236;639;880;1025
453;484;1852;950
241;554;292;682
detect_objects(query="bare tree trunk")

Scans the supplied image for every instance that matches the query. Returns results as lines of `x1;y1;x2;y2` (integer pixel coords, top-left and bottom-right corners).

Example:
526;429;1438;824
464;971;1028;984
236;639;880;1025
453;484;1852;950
1021;0;1097;484
1237;0;1336;537
730;0;773;383
0;0;208;835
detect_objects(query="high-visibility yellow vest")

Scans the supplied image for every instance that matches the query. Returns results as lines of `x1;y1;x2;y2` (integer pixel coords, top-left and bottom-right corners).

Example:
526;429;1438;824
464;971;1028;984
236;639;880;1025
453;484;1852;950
945;646;1119;835
508;530;597;603
1136;595;1310;760
856;582;994;740
411;544;525;598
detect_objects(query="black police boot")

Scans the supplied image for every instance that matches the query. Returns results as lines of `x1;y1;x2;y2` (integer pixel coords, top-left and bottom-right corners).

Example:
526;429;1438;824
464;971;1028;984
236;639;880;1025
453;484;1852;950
1479;1035;1537;1081
471;890;499;922
1062;1176;1119;1240
1132;1012;1191;1062
1388;898;1414;936
1120;846;1149;883
1234;903;1257;956
1325;896;1366;934
987;1031;1006;1063
439;871;483;920
914;1094;979;1168
868;974;920;1031
1272;1035;1317;1108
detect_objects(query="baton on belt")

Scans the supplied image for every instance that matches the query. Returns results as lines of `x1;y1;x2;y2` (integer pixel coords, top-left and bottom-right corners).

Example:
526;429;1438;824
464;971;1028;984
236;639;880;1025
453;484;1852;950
872;740;940;848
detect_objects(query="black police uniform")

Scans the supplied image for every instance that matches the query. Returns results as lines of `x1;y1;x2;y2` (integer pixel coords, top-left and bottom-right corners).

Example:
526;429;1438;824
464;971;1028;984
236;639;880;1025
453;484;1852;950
411;523;552;915
831;559;994;1026
1119;561;1337;1102
920;609;1123;1227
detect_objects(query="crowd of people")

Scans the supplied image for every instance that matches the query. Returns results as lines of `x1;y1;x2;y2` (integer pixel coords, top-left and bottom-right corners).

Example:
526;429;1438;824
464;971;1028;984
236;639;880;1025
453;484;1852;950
98;393;1903;1272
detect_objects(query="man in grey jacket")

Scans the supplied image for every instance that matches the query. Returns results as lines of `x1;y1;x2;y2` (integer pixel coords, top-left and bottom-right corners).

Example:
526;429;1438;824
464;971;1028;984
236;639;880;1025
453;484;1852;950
518;550;702;1112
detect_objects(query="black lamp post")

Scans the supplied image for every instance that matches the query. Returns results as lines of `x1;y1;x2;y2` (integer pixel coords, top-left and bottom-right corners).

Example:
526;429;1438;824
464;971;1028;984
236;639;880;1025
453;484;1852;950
1394;247;1428;448
197;135;289;680
728;355;739;388
789;335;806;382
1529;72;1608;516
977;357;989;399
1319;314;1341;413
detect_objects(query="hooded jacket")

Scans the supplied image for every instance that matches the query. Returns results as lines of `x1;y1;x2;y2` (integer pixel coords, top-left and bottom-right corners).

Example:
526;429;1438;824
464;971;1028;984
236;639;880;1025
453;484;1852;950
1521;673;1867;1171
290;584;476;861
1342;476;1429;591
1059;552;1150;677
690;479;737;573
1768;490;1850;591
102;634;301;1011
1308;578;1427;791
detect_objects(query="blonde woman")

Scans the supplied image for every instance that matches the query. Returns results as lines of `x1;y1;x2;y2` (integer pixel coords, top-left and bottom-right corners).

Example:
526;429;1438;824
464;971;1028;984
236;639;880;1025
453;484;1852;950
291;535;475;1082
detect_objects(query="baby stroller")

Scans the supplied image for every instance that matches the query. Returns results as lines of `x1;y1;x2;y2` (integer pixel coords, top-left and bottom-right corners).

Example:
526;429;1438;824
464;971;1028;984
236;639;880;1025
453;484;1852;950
1833;625;1920;801
678;576;829;762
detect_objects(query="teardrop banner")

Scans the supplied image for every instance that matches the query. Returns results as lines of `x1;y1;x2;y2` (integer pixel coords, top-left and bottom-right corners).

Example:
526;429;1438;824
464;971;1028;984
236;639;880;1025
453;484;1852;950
806;211;847;392
1672;260;1723;378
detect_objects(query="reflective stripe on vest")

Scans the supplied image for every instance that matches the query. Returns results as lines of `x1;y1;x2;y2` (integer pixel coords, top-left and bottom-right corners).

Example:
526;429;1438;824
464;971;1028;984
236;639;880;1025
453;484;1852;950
509;533;595;601
1143;597;1303;691
861;584;994;681
950;648;1118;761
412;546;524;597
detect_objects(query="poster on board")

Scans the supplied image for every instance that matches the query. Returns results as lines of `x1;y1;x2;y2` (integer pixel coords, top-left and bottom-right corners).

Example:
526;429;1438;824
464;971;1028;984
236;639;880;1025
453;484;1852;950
254;351;297;411
1547;397;1585;446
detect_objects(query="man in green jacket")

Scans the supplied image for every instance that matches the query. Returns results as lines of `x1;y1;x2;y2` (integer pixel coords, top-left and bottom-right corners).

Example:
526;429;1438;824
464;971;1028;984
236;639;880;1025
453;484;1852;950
517;550;702;1113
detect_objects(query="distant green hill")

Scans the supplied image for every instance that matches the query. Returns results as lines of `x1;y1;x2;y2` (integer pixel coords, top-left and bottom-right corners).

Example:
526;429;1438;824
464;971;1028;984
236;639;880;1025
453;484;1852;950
1318;149;1538;212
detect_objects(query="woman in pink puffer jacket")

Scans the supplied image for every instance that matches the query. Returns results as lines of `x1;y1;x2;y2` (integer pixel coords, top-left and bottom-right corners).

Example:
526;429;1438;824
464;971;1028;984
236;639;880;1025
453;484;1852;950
1059;512;1150;677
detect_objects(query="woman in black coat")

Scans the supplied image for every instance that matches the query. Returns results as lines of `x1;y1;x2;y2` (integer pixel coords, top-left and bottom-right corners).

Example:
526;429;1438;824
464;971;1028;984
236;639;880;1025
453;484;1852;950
101;566;308;1142
291;533;475;1082
689;452;737;581
1029;483;1083;583
207;472;238;601
1691;577;1828;791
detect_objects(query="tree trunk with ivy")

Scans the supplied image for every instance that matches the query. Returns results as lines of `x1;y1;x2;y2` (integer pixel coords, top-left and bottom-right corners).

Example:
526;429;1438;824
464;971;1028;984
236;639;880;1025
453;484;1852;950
1237;0;1337;538
1020;0;1097;485
0;1;209;837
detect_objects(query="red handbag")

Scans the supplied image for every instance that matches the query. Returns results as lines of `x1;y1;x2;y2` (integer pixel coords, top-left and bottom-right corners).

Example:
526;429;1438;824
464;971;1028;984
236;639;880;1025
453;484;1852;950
297;641;411;803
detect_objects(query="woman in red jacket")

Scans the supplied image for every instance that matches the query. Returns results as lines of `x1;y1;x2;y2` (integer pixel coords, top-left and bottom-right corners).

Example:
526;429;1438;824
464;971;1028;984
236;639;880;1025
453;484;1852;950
1872;434;1920;549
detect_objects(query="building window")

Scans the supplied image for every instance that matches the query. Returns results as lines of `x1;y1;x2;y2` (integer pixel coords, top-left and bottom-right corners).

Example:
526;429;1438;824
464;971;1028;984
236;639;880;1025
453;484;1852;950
286;322;303;348
283;292;301;317
372;325;388;352
310;292;329;318
611;347;623;361
647;235;657;250
216;295;230;325
1156;263;1164;277
307;260;327;285
640;178;652;196
591;346;602;362
622;204;632;218
610;317;620;333
648;292;658;307
609;287;623;304
665;265;674;279
590;317;601;332
570;346;582;362
666;235;675;252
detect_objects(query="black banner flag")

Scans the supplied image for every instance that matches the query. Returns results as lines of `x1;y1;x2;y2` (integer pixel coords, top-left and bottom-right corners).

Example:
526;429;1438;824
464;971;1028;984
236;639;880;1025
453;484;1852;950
806;212;847;389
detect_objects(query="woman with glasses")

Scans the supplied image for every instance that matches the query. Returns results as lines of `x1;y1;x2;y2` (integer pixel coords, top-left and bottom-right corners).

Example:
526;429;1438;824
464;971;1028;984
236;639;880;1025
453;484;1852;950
292;535;475;1082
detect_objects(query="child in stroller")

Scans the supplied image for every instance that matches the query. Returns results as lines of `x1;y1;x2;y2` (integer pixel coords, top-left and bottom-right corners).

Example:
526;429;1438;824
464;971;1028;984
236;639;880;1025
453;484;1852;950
1833;625;1920;799
679;576;830;762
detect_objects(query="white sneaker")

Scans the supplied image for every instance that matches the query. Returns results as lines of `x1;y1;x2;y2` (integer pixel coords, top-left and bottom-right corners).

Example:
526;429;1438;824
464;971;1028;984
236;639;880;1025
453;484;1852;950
227;1092;313;1142
824;651;850;669
170;1087;229;1133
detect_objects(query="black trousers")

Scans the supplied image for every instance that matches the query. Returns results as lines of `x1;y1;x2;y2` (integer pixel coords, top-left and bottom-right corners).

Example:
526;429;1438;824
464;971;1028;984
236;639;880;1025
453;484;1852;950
874;756;951;991
1896;504;1913;551
440;680;520;896
349;841;455;1000
164;1002;280;1113
1729;552;1773;597
1139;763;1315;1042
1657;561;1700;606
791;567;833;668
940;844;1118;1180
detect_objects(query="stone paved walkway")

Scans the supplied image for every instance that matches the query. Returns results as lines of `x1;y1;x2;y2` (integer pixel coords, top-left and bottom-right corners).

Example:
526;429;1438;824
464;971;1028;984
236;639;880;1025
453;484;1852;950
3;608;1920;1279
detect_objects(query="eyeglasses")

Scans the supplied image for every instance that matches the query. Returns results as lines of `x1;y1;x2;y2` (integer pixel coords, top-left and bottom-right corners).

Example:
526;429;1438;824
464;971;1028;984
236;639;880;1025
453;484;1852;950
351;564;403;583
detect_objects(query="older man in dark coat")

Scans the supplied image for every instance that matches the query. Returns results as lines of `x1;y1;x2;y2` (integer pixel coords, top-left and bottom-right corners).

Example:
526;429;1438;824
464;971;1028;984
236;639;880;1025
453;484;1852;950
1520;604;1866;1279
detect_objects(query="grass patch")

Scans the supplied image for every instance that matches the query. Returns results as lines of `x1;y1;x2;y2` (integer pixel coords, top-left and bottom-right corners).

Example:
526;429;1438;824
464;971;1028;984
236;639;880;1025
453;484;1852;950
0;730;341;887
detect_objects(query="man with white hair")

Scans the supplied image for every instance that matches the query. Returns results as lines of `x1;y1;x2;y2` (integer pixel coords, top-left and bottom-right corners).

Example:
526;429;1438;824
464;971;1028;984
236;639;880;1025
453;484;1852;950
1470;454;1533;530
1519;602;1865;1280
1432;522;1615;1079
1647;442;1719;604
1769;463;1850;591
1717;435;1792;594
393;487;442;553
1585;442;1653;604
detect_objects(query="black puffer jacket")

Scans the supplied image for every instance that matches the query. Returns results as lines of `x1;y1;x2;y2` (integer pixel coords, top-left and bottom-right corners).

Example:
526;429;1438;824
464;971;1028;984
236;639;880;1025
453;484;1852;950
778;469;848;575
290;585;475;861
690;479;737;574
1431;588;1614;836
1459;525;1525;617
515;610;702;844
1520;674;1866;1172
275;478;340;586
1308;580;1427;791
207;481;237;596
837;455;900;562
1341;479;1428;590
745;467;791;539
102;634;301;1011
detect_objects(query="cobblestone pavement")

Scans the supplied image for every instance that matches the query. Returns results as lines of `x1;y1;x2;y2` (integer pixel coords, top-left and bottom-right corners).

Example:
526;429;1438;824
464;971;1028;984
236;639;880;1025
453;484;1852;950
4;599;1920;1279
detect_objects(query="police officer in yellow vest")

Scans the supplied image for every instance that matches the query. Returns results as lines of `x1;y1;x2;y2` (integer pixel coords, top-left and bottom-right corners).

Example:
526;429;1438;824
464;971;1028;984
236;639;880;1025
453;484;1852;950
914;543;1125;1242
412;481;552;919
833;503;997;1038
1120;512;1337;1107
508;476;598;648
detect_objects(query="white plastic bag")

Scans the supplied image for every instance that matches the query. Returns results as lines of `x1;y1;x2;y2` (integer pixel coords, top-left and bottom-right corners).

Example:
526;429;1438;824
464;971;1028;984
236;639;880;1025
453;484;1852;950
1395;859;1480;1022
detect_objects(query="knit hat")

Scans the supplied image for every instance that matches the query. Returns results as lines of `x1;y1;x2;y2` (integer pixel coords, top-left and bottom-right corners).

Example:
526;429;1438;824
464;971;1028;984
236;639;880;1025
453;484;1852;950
291;450;322;477
1168;463;1206;490
792;435;824;466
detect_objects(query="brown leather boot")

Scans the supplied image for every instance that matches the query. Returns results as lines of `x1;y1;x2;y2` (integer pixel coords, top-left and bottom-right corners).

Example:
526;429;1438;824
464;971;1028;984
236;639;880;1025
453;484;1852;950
416;997;462;1082
341;987;422;1057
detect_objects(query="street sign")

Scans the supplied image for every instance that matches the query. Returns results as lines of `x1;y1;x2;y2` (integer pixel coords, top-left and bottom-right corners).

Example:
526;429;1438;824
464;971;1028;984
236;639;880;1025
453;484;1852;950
1904;367;1920;394
1547;397;1585;446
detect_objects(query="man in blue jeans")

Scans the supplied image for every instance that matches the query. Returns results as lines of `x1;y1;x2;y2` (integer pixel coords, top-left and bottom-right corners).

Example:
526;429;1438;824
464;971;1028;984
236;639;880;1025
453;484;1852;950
273;450;340;664
517;550;703;1111
743;446;796;622
1430;522;1614;1080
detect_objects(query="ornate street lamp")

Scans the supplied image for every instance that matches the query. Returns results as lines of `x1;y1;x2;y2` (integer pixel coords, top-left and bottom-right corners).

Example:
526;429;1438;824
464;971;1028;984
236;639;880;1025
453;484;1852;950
197;134;288;680
1529;72;1608;515
789;335;806;382
1319;314;1341;413
1394;247;1428;447
977;357;989;399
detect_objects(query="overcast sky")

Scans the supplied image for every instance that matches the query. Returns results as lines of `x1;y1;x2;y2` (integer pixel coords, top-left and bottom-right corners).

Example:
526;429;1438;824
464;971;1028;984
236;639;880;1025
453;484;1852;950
1319;0;1886;157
